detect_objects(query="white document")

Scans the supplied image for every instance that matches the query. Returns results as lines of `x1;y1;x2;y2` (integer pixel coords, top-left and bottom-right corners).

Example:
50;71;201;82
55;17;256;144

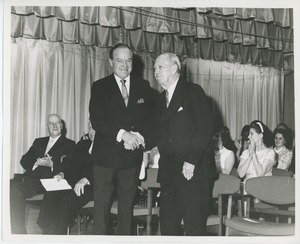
139;161;146;180
40;178;72;191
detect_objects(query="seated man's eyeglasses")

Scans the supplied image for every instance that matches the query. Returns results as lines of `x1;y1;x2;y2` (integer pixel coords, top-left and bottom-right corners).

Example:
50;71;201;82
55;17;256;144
48;122;61;127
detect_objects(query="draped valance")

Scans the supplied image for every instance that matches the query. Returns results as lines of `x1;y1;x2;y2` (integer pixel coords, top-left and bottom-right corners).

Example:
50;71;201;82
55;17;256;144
11;6;294;71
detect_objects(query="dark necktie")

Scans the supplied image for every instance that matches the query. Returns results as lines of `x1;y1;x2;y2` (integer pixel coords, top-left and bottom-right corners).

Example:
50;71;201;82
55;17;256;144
120;80;129;106
165;90;170;108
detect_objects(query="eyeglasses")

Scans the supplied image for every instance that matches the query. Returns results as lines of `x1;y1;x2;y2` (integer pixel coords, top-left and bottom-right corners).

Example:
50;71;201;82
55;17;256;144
48;122;61;128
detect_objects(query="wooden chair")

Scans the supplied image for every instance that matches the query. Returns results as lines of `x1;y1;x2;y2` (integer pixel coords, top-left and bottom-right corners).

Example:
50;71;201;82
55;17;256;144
76;168;160;235
181;173;241;236
224;176;295;236
26;193;44;201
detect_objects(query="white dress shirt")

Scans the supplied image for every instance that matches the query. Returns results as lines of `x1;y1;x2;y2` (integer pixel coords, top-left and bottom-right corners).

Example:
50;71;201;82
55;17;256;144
45;135;61;155
165;78;179;104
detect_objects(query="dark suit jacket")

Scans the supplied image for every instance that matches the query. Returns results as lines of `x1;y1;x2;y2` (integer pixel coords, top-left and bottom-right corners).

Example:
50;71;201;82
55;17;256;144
89;74;155;169
20;136;75;179
63;138;93;187
156;79;216;184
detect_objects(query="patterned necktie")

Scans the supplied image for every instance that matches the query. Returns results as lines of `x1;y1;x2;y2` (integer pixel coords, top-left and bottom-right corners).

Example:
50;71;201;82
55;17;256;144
120;80;129;106
165;90;170;108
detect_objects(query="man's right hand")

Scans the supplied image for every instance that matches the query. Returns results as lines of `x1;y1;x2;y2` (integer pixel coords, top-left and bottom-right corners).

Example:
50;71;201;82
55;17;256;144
74;178;90;196
121;131;145;150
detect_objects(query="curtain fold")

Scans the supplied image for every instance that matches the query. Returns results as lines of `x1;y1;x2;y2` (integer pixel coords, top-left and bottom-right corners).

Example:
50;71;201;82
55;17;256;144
9;6;291;178
11;6;294;71
10;37;285;177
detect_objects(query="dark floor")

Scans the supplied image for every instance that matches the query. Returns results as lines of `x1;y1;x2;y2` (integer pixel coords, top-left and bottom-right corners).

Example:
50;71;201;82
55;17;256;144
25;203;162;235
25;203;223;236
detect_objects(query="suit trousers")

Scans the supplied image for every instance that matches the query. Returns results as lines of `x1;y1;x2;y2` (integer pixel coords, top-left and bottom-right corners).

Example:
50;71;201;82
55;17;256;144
93;165;140;235
159;177;214;236
37;187;93;234
10;176;45;234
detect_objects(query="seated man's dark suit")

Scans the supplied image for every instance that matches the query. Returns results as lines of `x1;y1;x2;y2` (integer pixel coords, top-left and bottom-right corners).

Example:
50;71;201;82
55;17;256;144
10;135;75;234
36;137;93;234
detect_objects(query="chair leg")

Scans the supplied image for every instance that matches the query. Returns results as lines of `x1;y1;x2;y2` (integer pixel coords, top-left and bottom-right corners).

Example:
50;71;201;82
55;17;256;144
146;189;153;235
225;227;228;236
77;214;81;235
83;215;87;234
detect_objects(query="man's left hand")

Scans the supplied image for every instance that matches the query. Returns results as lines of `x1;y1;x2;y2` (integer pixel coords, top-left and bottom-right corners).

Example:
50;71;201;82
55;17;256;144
182;162;195;180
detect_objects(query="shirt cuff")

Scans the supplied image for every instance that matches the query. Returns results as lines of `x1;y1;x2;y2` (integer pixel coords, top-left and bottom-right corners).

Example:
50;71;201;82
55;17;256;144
116;129;125;142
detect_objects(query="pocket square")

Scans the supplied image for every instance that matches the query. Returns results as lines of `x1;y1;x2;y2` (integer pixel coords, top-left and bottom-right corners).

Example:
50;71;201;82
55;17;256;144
177;106;183;112
137;98;144;104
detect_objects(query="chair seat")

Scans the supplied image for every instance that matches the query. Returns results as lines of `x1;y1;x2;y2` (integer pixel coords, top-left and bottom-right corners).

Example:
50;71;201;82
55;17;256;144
110;201;159;216
206;215;221;226
253;202;278;209
26;193;44;201
181;215;221;226
288;206;295;211
225;216;295;235
82;201;94;208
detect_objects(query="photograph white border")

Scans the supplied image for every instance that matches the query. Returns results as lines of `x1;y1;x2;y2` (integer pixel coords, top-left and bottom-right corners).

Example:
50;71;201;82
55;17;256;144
2;0;299;243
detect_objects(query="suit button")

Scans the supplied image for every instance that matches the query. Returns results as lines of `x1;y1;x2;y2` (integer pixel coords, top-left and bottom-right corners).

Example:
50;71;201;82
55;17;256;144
168;139;173;142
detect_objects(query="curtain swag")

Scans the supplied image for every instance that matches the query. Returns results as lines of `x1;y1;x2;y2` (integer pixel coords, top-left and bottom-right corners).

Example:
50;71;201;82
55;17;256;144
11;6;294;71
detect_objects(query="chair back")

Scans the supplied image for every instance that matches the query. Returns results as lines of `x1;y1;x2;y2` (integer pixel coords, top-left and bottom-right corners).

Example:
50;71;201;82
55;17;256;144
245;176;295;205
272;168;294;177
212;173;241;198
141;168;160;189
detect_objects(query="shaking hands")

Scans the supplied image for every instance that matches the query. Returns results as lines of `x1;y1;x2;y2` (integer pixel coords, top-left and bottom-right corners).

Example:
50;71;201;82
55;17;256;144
122;131;145;151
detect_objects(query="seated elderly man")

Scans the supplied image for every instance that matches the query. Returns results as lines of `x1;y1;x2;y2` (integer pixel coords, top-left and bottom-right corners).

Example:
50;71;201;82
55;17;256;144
10;114;75;234
37;122;95;234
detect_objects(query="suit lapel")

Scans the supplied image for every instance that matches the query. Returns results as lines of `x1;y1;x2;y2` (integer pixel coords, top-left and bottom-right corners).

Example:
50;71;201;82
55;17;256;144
164;79;184;120
127;77;139;112
109;74;128;109
41;137;50;155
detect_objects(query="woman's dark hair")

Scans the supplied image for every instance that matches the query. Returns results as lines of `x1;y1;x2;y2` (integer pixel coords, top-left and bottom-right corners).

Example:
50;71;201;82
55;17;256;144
239;125;250;156
213;126;237;153
241;125;250;140
249;120;273;147
273;128;293;150
276;123;289;130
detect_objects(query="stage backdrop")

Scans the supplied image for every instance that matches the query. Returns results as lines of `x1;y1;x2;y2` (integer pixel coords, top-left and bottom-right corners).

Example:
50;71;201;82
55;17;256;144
9;7;294;176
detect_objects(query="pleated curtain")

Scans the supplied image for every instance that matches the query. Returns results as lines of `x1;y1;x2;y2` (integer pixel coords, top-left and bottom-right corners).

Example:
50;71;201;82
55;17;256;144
9;6;293;176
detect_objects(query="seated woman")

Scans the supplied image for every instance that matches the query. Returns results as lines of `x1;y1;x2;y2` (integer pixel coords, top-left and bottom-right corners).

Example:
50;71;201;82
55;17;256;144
213;126;236;175
237;120;276;192
273;128;293;170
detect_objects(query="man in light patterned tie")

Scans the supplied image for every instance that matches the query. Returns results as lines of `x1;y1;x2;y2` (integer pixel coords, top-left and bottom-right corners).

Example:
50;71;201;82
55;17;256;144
10;114;75;234
89;43;155;235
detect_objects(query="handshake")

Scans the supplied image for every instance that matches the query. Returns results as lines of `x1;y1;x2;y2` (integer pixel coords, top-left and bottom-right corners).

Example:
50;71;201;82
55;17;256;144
121;131;145;151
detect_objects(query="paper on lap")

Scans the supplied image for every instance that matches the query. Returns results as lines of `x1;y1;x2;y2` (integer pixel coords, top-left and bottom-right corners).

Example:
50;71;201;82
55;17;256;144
40;178;72;191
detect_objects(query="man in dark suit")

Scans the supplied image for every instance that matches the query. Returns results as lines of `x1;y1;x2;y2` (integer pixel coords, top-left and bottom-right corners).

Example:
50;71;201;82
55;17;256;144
10;114;75;234
37;123;95;234
89;43;154;235
154;53;216;235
